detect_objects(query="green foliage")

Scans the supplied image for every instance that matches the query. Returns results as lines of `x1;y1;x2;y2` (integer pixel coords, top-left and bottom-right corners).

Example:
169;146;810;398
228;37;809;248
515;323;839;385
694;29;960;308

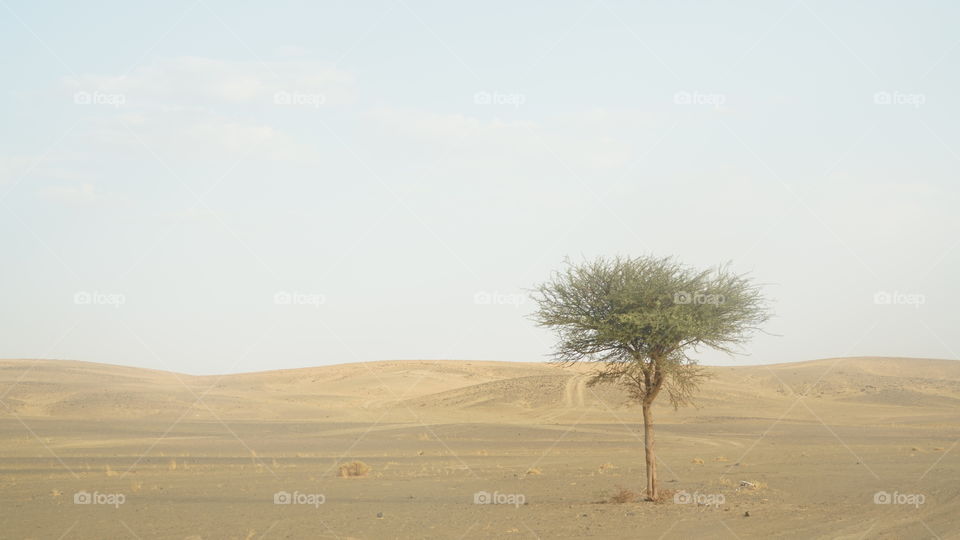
531;255;770;407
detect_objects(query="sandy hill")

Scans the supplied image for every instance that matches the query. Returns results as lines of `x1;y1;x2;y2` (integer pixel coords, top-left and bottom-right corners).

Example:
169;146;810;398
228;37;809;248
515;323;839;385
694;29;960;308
1;357;958;424
1;357;958;539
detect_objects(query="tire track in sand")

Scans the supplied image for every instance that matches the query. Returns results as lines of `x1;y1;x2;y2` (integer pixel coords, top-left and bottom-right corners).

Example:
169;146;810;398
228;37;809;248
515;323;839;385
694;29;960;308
563;374;587;408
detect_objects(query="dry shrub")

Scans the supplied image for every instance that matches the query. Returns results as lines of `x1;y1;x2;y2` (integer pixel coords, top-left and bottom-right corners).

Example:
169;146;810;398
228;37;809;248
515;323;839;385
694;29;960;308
338;461;372;478
652;489;676;504
739;480;767;491
608;486;639;504
691;458;705;465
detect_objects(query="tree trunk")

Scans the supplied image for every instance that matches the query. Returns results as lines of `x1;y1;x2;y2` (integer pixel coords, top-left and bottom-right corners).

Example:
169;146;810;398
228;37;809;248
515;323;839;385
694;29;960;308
642;402;657;500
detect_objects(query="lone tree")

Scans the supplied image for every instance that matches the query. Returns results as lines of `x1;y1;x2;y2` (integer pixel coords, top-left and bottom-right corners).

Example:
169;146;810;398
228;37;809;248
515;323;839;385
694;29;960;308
531;255;770;500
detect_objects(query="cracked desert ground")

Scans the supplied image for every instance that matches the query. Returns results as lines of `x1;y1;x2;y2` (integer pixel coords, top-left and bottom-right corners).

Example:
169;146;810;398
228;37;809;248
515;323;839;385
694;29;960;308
1;357;958;539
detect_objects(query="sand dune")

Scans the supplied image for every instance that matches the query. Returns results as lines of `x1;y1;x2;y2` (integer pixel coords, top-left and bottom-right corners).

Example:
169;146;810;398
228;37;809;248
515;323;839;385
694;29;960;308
0;357;958;539
3;356;958;420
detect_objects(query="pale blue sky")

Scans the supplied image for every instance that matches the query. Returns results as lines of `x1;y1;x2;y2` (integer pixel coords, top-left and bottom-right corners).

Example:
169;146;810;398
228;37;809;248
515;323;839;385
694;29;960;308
1;0;957;374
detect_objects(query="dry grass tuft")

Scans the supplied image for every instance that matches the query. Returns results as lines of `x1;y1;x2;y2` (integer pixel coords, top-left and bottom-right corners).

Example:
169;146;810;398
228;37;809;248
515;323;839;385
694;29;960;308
338;460;372;478
691;458;705;465
608;486;639;504
652;489;676;504
526;467;542;476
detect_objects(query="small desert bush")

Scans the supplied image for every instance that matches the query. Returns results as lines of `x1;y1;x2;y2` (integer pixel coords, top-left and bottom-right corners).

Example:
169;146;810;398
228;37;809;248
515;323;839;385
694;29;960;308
338;461;371;478
608;486;639;504
598;462;617;473
651;489;676;504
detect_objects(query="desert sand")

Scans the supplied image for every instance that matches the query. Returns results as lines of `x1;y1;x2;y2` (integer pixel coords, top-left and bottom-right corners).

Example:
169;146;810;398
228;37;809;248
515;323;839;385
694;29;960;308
0;357;957;539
